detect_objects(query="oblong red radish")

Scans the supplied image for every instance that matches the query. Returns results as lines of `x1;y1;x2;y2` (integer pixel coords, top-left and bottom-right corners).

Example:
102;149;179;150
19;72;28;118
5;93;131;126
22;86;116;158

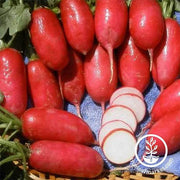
129;0;164;50
60;0;94;55
111;94;146;123
94;0;128;82
102;105;137;131
118;35;150;92
30;8;69;71
98;120;133;146
60;48;85;117
151;79;180;122
102;129;136;164
29;140;104;178
84;44;117;111
110;86;144;105
152;18;180;90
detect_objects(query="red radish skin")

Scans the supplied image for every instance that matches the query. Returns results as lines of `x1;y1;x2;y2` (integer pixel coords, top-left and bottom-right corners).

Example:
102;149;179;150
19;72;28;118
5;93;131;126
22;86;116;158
27;60;63;109
94;0;128;82
129;0;165;50
152;18;180;90
118;35;150;92
21;108;95;145
102;129;136;164
30;8;69;71
60;0;94;55
0;48;27;117
84;44;117;111
110;87;144;104
151;79;180;122
29;140;104;178
148;109;180;155
60;49;85;117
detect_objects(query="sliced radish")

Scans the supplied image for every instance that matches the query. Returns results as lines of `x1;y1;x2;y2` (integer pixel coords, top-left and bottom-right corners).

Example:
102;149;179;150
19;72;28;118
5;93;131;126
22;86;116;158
111;94;146;123
110;86;143;105
102;105;137;131
102;129;136;164
98;120;133;146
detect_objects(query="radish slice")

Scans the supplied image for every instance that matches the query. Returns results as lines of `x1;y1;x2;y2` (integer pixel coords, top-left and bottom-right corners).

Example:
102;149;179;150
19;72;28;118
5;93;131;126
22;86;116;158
98;120;133;146
102;105;137;131
111;94;146;123
110;86;143;104
102;129;136;164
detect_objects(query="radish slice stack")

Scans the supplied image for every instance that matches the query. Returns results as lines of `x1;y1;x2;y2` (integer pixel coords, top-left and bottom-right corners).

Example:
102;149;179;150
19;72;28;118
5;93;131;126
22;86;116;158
98;86;146;164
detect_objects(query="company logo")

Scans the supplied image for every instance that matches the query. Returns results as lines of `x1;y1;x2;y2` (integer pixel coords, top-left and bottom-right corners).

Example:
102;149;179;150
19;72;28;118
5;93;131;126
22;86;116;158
135;134;168;168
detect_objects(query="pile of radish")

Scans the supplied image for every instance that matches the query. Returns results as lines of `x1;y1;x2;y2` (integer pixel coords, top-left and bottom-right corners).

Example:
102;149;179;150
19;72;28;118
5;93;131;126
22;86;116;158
98;87;146;164
0;0;180;179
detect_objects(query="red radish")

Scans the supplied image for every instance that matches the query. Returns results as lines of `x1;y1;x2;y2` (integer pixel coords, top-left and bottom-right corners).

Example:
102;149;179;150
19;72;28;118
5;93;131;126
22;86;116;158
110;86;144;104
84;44;117;111
111;94;146;123
30;7;69;71
148;109;180;155
27;60;63;109
102;105;137;132
60;0;94;55
98;120;133;146
118;35;150;92
151;79;180;122
102;129;136;164
29;140;104;178
129;0;164;50
21;108;95;145
152;18;180;90
0;48;27;117
60;49;85;117
94;0;128;82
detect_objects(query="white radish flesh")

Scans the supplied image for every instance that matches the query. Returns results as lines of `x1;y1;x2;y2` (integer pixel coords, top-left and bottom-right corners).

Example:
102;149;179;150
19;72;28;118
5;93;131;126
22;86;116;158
111;94;146;123
110;86;144;105
102;129;136;164
102;105;137;131
98;120;133;146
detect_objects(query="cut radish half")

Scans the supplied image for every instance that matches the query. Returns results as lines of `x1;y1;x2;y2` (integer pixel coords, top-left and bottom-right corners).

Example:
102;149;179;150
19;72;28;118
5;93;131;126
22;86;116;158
110;87;143;105
102;105;137;131
102;129;136;164
98;120;133;146
111;94;146;123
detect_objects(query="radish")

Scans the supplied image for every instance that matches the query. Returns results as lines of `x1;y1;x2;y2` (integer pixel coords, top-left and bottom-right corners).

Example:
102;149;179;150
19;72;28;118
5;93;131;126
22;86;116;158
29;140;104;178
110;86;144;104
27;60;63;109
102;129;136;164
60;48;85;117
84;44;117;112
60;0;94;55
129;0;164;50
0;139;104;178
0;48;27;117
21;108;95;145
94;0;128;82
148;109;180;155
101;105;137;132
152;18;180;90
98;120;133;146
151;79;180;122
111;94;146;123
30;7;69;71
118;35;150;92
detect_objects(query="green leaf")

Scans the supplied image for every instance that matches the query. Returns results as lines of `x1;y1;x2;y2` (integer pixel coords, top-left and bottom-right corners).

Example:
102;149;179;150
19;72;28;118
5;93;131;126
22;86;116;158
175;0;180;12
0;3;31;39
